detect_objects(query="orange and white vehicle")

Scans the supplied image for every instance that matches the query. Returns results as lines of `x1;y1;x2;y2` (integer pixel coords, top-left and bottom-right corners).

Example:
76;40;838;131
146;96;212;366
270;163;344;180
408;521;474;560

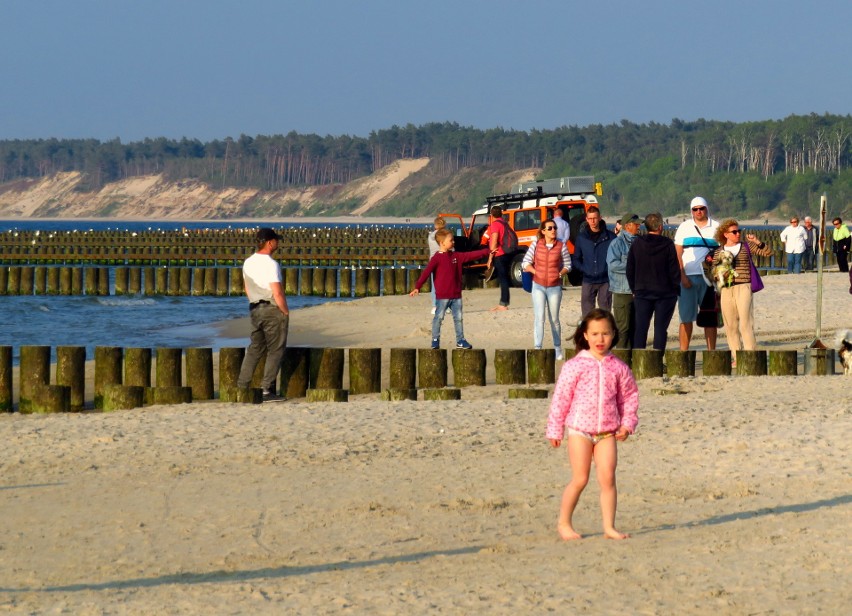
441;175;603;286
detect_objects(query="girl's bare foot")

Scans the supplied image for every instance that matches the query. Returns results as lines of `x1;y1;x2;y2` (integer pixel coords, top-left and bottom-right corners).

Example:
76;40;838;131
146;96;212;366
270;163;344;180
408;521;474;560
490;305;509;312
604;529;630;540
557;523;582;541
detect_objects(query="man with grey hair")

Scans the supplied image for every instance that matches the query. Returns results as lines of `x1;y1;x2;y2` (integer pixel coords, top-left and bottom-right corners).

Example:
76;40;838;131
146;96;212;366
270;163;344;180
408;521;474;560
627;212;681;350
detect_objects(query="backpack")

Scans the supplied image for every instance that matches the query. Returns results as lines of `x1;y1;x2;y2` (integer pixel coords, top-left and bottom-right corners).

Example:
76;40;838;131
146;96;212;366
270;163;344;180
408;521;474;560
498;219;519;254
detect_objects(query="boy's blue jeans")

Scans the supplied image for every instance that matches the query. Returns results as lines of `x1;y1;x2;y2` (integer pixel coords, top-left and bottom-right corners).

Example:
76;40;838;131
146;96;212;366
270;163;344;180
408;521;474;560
432;298;464;342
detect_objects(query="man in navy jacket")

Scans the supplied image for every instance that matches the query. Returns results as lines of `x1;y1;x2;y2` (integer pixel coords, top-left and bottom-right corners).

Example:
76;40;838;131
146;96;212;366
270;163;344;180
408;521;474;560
573;206;617;317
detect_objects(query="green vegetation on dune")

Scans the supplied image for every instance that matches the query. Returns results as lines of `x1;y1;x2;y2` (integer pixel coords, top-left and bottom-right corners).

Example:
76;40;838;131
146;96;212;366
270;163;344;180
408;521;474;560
2;114;851;219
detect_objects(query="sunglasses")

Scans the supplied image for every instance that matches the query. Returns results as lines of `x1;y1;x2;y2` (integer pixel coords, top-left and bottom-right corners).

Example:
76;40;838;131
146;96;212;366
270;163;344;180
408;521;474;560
691;207;707;212
728;229;741;234
543;225;555;231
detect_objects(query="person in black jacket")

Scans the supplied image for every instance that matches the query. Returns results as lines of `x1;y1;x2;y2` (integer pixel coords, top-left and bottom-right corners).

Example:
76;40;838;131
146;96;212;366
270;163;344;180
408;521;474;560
626;212;681;350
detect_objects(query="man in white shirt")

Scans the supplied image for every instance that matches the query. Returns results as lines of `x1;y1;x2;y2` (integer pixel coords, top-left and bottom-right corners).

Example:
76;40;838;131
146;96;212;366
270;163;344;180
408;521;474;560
674;196;720;351
780;216;808;274
237;227;290;401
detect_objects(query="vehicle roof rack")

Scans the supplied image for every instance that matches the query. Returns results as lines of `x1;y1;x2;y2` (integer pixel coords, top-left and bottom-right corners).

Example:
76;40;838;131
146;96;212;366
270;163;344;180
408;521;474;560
513;175;595;196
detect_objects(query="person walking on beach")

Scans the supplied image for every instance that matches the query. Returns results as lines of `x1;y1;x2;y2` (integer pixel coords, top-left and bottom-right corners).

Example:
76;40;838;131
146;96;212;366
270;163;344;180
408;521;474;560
627;212;681;351
802;216;817;271
237;227;289;402
606;212;642;348
780;217;807;274
427;216;446;315
573;206;616;317
410;228;491;349
831;217;851;274
712;219;773;365
546;309;639;541
674;196;719;351
521;219;571;360
482;205;513;311
552;206;570;243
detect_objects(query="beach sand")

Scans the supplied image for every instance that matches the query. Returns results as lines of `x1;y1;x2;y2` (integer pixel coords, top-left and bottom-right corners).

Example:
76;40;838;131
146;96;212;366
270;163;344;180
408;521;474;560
1;271;850;614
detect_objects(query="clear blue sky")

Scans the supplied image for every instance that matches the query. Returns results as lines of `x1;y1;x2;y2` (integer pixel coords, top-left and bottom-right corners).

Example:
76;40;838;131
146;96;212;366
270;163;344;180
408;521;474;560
2;0;850;142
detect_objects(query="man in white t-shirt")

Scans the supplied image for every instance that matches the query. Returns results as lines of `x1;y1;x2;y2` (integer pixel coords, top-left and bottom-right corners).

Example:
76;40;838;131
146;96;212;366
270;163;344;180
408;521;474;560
674;196;720;351
779;216;808;274
237;227;289;401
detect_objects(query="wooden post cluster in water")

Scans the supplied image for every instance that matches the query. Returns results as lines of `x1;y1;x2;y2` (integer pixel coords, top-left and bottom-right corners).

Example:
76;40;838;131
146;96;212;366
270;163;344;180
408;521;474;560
0;265;429;297
0;345;835;413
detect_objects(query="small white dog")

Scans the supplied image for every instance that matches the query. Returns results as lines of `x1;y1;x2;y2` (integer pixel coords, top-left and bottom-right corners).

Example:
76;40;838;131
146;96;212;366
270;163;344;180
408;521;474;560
712;250;737;293
837;330;852;375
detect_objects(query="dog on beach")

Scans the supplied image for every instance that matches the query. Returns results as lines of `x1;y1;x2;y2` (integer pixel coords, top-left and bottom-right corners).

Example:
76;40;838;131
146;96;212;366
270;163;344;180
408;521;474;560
837;330;852;375
711;250;737;293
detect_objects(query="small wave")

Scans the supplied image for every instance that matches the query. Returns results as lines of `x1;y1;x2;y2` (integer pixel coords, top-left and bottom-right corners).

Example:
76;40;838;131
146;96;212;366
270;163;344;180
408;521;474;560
95;296;159;307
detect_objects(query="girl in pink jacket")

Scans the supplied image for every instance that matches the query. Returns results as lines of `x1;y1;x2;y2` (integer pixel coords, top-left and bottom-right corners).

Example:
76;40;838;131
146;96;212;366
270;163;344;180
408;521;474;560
546;308;639;540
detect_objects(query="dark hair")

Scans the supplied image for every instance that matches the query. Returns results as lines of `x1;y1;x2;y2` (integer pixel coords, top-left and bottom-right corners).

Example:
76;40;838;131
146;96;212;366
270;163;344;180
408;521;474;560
572;309;619;351
490;205;505;218
643;212;663;232
537;219;556;240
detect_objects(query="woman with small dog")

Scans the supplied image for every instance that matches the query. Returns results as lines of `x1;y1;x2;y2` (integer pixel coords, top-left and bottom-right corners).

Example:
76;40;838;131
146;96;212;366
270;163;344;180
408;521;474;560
712;219;773;365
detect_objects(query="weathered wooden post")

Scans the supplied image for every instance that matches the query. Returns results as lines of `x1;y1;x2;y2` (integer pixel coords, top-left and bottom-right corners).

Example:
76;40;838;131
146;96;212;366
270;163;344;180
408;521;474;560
632;349;664;379
452;349;486;386
508;388;549;399
348;348;381;394
665;350;696;377
216;267;229;296
156;348;183;387
768;350;798;376
0;266;7;296
367;268;381;296
7;266;21;294
312;268;326;296
203;267;217;296
191;267;204;296
387;348;417;399
418;348;448;388
56;345;86;412
702;350;732;376
94;346;123;410
97;267;109;295
185;347;214;400
102;384;145;411
155;267;168;294
19;345;51;413
125;347;152;387
230;268;243;296
143;266;156;295
354;268;368;297
339;268;352;298
423;388;461;401
300;268;313;296
735;350;767;376
71;266;83;295
0;346;11;412
114;266;129;295
494;349;526;384
59;267;72;295
85;267;98;295
217;347;245;401
527;349;555;385
324;269;338;298
280;347;309;399
394;268;408;295
34;266;47;295
128;267;142;294
610;349;632;367
309;347;344;389
804;348;835;375
20;266;34;295
46;267;60;295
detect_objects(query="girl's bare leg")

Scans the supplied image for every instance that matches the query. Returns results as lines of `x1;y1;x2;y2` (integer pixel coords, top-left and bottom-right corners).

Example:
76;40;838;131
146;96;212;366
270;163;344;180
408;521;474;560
557;435;593;540
593;437;629;539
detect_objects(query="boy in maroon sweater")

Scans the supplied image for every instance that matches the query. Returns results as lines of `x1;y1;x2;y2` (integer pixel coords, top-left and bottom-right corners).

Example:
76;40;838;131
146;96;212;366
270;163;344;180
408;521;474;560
410;228;492;348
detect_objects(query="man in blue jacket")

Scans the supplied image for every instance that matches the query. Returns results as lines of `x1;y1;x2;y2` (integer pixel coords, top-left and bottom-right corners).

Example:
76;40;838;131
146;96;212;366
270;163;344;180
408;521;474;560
573;206;617;317
606;212;642;348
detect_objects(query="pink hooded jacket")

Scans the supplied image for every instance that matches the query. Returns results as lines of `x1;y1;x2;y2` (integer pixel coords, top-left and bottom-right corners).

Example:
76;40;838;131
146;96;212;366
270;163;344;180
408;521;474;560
546;350;639;439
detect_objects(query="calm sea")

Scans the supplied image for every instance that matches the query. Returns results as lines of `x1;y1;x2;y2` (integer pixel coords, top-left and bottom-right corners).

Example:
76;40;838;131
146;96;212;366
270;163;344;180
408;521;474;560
1;219;428;363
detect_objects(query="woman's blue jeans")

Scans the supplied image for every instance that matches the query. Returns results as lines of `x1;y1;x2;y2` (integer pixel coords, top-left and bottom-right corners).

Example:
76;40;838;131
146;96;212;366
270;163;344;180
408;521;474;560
531;282;563;349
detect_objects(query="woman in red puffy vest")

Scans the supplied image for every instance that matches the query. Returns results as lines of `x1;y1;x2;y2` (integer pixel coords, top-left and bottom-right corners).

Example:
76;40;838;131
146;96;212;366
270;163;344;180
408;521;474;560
522;220;572;360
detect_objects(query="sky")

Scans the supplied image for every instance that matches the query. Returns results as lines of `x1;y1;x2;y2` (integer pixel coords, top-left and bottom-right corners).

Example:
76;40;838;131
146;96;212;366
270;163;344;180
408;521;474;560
1;0;851;143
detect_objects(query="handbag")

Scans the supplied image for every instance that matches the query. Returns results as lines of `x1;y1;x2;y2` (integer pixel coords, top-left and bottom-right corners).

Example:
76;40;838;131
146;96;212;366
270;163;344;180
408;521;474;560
694;225;715;284
744;242;764;293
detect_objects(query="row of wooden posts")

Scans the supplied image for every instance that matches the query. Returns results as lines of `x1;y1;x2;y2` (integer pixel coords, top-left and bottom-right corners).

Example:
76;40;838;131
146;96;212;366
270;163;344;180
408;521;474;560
0;265;432;297
1;345;837;414
0;226;845;269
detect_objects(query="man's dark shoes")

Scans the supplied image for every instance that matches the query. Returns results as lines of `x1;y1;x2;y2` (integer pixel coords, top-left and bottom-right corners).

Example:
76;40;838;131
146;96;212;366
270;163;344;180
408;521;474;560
262;390;286;402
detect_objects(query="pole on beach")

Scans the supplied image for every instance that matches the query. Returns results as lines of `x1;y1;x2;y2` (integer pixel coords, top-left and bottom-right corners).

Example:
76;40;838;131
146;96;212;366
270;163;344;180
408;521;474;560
804;194;835;374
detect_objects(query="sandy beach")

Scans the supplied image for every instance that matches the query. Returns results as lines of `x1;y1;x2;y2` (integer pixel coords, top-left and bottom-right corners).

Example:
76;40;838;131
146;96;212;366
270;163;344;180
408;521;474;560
1;271;850;614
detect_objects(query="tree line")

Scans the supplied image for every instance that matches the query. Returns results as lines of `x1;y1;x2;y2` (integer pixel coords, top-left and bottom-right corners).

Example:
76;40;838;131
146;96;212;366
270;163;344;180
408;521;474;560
1;114;850;217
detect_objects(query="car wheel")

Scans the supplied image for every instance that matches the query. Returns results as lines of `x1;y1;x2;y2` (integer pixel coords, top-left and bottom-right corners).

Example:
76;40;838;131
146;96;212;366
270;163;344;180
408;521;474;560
510;253;525;287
